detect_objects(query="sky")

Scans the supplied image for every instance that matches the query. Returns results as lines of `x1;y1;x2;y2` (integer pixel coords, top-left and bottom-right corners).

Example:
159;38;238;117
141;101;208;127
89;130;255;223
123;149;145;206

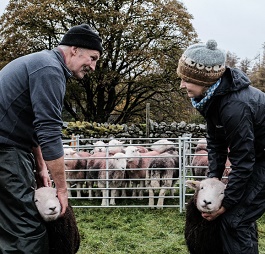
181;0;265;61
0;0;265;60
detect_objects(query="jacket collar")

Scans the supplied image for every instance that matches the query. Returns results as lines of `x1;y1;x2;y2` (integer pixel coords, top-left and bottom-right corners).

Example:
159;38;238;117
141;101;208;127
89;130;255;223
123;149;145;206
52;48;72;79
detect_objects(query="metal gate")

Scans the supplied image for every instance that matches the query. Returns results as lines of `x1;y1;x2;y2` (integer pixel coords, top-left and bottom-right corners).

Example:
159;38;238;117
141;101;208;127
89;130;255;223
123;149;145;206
63;136;208;212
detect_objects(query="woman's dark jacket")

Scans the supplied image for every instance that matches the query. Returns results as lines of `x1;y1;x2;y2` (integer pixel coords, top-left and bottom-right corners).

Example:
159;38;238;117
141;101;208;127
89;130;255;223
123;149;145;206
197;67;265;210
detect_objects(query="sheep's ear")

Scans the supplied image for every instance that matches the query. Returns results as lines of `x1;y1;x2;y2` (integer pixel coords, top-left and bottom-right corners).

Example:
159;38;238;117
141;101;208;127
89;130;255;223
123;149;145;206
186;180;200;190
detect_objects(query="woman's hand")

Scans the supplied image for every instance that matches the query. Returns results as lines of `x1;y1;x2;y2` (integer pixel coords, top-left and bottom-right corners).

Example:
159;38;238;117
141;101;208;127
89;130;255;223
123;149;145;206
202;206;226;221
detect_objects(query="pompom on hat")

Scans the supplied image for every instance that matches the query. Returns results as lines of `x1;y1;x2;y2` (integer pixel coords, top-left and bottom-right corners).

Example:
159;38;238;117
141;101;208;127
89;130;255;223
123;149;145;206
59;24;103;55
177;40;226;86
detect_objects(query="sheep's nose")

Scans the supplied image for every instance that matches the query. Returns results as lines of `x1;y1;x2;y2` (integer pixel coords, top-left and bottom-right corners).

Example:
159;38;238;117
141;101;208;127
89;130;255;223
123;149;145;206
49;206;56;211
203;200;211;205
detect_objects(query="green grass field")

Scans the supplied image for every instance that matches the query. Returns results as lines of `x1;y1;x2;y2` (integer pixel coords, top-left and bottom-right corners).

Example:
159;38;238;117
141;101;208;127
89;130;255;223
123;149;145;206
72;200;265;254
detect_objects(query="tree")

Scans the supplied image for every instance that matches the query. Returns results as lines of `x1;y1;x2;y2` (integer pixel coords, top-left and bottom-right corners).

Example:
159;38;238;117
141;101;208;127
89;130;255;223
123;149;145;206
239;58;252;75
0;0;197;123
249;45;265;92
225;51;239;68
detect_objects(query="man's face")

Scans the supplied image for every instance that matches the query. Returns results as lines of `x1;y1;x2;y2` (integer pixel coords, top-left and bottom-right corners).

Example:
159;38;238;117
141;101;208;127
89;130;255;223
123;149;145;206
70;47;100;79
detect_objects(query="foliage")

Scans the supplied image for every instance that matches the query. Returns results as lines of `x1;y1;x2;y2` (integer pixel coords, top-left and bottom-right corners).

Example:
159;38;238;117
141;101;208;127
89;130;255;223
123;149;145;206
71;201;265;254
226;51;240;68
0;0;197;124
249;44;265;92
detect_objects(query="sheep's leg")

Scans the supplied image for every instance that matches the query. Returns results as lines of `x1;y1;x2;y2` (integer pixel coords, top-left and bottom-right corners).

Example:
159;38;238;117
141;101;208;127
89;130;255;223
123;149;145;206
67;182;72;197
110;189;117;205
149;189;155;208
121;181;127;197
157;179;173;209
171;180;177;197
101;190;108;206
87;181;93;200
99;183;108;206
157;188;166;209
138;180;144;200
132;181;137;198
76;182;82;197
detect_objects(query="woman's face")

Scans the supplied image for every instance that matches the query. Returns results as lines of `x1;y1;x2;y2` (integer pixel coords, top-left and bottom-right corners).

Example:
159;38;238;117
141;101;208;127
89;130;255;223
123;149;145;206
180;80;206;98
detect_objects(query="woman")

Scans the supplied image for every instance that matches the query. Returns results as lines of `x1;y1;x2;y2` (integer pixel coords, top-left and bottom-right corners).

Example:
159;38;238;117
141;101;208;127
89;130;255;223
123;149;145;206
177;40;265;254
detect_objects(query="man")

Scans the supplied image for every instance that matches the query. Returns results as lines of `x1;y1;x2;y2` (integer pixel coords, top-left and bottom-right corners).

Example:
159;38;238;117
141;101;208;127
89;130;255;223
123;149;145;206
177;40;265;254
0;24;102;253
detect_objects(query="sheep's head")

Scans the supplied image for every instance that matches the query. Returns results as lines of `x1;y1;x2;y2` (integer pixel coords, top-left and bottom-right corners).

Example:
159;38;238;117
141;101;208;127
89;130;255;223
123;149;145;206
34;187;61;222
194;138;207;152
93;141;107;153
150;139;175;153
64;147;77;156
108;139;125;153
186;178;225;213
124;146;140;162
110;153;127;170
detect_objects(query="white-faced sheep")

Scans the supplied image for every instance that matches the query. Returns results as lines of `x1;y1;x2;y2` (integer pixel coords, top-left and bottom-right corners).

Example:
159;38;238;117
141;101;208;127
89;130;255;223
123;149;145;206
86;140;127;199
124;146;160;199
91;140;107;153
87;152;127;206
150;139;177;153
64;148;91;198
185;178;225;254
124;140;178;204
108;139;126;154
34;187;80;254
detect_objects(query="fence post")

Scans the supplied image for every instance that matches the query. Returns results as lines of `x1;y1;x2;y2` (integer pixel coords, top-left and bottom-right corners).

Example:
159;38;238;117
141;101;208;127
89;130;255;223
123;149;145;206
146;103;150;138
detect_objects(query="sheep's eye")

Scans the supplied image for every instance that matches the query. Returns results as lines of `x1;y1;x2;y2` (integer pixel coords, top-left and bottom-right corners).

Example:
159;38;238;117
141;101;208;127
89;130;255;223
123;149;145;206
34;199;38;203
200;187;203;189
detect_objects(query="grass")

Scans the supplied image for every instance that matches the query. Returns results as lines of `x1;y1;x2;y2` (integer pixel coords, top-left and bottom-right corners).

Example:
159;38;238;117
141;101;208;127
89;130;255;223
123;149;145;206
71;199;265;254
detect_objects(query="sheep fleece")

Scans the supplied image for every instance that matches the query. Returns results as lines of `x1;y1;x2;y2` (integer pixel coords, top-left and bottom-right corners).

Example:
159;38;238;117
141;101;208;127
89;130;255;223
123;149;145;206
185;196;223;254
45;205;80;254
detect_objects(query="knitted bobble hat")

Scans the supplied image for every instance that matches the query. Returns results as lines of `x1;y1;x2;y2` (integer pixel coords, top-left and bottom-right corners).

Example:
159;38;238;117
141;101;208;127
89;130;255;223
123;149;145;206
177;40;226;86
59;24;103;55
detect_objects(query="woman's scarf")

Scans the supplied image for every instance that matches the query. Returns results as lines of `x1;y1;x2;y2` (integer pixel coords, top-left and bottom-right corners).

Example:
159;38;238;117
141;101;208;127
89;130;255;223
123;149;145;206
191;79;221;110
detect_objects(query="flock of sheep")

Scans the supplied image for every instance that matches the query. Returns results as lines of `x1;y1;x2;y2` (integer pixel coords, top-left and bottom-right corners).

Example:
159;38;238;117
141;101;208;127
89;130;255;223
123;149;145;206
63;137;232;208
63;138;179;208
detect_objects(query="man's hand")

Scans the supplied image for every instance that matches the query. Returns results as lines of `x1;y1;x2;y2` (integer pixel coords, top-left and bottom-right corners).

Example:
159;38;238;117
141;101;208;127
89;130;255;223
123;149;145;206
57;187;68;217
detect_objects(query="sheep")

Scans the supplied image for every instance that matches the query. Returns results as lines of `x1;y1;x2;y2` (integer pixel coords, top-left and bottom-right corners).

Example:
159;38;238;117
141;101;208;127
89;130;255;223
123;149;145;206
191;139;231;183
34;187;80;254
91;140;107;153
122;139;175;202
124;146;160;199
108;139;125;154
146;150;179;209
185;178;225;254
87;152;127;206
191;139;208;177
150;139;177;153
64;149;90;198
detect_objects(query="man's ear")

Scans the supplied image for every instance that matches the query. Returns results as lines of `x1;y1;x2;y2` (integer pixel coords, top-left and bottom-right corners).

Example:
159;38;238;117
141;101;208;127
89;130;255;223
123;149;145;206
71;46;78;56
